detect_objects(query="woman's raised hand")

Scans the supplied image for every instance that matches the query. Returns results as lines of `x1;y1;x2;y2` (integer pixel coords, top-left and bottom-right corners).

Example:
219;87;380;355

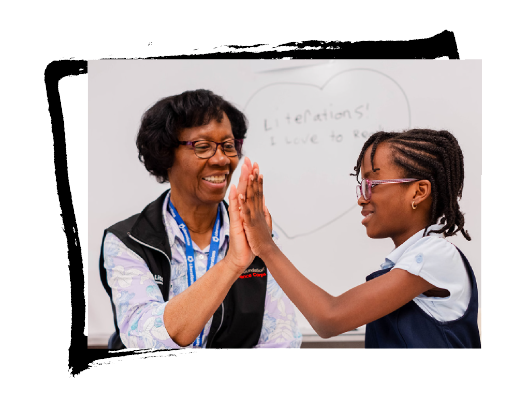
236;160;272;232
236;156;253;201
224;183;255;275
238;169;275;258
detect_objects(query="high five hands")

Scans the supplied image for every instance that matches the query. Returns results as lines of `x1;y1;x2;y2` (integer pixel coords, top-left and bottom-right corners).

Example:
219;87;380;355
227;157;274;268
238;168;274;258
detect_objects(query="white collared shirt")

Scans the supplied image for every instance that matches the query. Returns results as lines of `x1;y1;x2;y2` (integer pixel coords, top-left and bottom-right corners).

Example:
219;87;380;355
382;224;472;322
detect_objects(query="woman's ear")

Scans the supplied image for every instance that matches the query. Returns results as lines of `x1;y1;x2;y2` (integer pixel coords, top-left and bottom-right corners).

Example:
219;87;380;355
166;167;172;184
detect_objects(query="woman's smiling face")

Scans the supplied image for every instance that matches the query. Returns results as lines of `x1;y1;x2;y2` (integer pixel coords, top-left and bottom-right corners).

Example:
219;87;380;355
168;112;239;207
357;142;426;247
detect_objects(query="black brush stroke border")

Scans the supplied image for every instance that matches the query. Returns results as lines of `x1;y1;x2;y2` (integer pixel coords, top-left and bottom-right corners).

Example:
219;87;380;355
46;30;459;376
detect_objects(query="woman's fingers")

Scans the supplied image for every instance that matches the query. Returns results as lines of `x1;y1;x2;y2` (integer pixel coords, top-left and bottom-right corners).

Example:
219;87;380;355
244;156;252;172
229;185;246;228
229;184;236;207
228;184;239;222
236;161;252;199
237;157;255;201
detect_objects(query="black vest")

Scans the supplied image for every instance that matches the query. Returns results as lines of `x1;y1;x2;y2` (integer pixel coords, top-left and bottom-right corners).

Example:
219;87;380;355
99;190;267;349
365;247;481;348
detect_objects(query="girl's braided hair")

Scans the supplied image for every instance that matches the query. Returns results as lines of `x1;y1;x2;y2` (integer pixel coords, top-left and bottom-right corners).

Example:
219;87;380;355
351;129;471;240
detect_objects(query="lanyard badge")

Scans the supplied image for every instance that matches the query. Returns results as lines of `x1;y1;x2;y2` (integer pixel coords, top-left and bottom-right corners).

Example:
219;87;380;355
168;200;222;347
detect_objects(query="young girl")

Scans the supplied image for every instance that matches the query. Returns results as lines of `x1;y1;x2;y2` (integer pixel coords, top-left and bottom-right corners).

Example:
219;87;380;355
232;129;480;348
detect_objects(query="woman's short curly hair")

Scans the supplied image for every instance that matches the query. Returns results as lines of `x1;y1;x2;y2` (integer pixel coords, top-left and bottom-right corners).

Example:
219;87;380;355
136;89;248;183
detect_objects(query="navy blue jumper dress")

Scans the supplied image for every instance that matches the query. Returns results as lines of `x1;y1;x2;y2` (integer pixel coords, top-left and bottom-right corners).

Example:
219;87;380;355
364;248;481;348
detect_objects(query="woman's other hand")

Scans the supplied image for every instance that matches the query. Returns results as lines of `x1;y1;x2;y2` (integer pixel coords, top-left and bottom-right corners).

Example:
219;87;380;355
239;170;275;258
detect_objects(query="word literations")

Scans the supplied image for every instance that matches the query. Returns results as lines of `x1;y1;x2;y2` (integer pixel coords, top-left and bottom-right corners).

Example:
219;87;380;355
264;104;369;131
264;104;376;146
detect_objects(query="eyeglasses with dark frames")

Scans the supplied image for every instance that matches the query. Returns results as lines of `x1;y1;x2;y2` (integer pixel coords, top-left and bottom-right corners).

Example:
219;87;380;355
179;139;243;159
356;178;419;201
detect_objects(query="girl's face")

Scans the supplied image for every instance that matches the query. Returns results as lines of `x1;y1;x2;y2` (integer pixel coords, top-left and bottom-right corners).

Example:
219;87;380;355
357;142;431;247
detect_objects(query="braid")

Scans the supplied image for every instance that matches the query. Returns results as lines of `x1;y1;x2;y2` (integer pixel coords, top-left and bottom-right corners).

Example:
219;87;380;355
351;129;470;241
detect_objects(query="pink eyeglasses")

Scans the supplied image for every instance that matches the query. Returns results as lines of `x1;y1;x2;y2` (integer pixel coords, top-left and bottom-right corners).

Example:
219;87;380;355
356;178;419;201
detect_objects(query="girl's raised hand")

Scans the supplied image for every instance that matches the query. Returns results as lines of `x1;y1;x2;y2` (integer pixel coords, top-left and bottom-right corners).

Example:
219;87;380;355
238;170;275;258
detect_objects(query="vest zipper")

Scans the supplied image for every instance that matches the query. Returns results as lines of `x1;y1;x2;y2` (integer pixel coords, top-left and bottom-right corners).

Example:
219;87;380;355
208;302;225;348
127;232;171;264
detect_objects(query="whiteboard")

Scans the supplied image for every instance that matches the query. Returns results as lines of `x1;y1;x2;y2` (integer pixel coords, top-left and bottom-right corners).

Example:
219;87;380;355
88;60;481;338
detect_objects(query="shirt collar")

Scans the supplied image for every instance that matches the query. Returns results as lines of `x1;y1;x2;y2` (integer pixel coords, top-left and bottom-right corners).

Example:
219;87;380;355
382;224;445;269
162;190;229;253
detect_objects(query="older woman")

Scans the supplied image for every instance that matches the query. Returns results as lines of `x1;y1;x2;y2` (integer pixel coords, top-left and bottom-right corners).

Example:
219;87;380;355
99;89;302;349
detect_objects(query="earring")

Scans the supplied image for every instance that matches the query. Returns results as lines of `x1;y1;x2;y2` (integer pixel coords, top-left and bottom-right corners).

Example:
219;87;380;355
412;201;417;210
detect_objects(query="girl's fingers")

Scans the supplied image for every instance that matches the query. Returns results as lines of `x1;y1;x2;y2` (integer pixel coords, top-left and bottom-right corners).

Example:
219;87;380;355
260;176;270;226
253;171;263;210
238;193;251;219
253;171;260;208
263;200;269;223
247;173;255;203
265;207;272;232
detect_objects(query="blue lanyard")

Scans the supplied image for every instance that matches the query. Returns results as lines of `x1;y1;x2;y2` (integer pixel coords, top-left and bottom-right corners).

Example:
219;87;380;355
168;200;222;347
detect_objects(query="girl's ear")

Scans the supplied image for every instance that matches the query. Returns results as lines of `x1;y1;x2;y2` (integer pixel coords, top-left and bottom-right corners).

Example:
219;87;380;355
413;180;432;205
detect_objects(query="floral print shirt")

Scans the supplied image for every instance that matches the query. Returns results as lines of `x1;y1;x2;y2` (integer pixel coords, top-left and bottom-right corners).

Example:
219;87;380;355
103;192;302;349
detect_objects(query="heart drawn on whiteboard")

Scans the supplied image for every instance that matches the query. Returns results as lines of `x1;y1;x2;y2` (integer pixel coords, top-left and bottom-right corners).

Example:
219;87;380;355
234;69;411;239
